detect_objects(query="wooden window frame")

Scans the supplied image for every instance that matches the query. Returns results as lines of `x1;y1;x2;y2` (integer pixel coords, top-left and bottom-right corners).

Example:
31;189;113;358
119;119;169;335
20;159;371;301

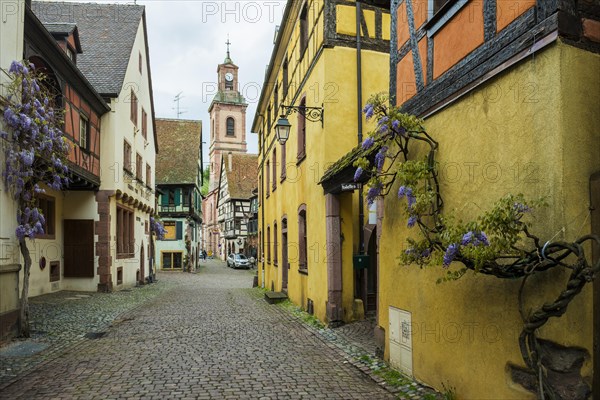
298;204;307;273
266;160;270;197
130;89;138;126
36;194;56;239
272;148;277;191
79;113;89;151
123;140;132;173
141;108;147;140
273;221;278;265
297;96;307;162
299;3;309;58
267;225;271;263
280;142;286;182
116;205;135;259
136;153;143;182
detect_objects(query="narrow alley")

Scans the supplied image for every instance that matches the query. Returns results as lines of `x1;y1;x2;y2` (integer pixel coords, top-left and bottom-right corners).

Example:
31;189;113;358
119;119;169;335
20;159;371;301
0;260;395;400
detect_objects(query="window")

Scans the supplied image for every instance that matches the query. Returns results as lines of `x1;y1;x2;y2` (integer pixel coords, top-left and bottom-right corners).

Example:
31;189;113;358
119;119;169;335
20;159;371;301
163;221;182;240
297;96;306;160
183;187;190;207
300;3;308;56
139;51;142;73
146;164;151;187
267;104;272;128
274;82;279;113
136;153;143;181
273;222;278;265
267;225;271;262
50;261;60;282
66;46;75;63
226;117;235;136
117;205;134;258
130;89;138;126
37;195;56;238
298;205;307;272
124;141;132;172
281;142;286;181
162;252;183;269
141;108;147;139
283;57;288;98
79;114;89;151
266;160;270;196
272;148;277;191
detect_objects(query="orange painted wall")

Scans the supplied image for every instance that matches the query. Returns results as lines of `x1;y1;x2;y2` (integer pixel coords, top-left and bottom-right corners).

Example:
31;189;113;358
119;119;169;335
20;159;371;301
62;83;101;178
433;0;484;79
397;1;410;48
396;51;417;104
497;0;536;32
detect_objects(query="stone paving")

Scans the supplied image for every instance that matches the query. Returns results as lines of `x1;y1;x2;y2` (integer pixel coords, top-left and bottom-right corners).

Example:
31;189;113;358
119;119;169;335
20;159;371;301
0;260;398;399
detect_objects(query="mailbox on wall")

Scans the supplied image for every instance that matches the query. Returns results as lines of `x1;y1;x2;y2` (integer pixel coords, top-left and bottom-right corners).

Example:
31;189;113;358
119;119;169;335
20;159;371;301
353;254;370;269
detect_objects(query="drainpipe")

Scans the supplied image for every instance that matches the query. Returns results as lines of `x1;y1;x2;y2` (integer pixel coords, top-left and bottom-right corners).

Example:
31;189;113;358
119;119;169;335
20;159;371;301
356;1;364;256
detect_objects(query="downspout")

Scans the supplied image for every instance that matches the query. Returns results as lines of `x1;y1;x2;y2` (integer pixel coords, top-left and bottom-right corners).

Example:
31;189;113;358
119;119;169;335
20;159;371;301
357;1;364;256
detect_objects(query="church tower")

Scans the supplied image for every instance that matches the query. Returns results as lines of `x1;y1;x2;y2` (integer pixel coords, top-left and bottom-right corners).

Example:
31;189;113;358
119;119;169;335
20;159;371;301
208;43;248;191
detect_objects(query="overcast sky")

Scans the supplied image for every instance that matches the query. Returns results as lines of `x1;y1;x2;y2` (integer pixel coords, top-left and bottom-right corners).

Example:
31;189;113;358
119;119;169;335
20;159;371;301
55;0;284;164
141;0;282;164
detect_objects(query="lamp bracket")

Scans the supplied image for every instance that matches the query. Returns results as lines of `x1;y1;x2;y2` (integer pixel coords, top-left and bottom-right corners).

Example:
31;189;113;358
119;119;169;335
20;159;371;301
281;104;324;126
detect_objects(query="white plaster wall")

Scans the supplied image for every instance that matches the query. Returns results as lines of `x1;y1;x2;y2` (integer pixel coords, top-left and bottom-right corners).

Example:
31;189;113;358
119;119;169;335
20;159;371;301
0;0;25;268
23;187;64;297
99;15;156;289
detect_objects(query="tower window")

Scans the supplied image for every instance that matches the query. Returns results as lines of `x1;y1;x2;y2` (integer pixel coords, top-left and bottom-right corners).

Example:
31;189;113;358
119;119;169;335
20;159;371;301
226;117;235;136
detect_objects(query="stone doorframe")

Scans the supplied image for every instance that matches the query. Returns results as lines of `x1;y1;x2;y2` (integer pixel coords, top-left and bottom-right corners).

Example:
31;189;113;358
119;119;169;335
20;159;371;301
325;194;343;324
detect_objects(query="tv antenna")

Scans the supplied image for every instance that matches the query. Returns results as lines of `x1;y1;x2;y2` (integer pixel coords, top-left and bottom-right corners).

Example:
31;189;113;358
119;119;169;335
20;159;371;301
173;92;187;118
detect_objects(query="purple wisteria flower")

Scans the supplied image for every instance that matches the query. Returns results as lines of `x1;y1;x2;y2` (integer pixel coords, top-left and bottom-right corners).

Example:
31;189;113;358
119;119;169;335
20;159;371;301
366;183;382;206
461;231;490;246
374;146;388;170
392;120;400;130
353;167;363;182
363;104;374;119
443;243;459;267
513;202;531;213
421;248;431;258
362;136;375;150
407;215;417;228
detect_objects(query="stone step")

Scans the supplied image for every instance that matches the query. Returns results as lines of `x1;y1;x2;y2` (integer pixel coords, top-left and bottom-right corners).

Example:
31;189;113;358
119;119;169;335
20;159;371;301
264;291;288;304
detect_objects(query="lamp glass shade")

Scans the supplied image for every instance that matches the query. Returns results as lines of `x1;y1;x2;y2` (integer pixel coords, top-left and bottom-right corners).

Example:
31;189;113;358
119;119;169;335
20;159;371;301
275;116;291;144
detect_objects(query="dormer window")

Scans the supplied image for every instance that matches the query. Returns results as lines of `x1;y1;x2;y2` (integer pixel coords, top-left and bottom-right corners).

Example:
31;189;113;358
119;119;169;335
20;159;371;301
66;46;75;63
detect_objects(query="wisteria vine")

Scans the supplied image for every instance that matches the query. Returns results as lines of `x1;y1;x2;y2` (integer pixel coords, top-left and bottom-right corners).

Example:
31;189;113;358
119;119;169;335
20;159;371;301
354;93;599;398
1;61;70;239
150;216;167;240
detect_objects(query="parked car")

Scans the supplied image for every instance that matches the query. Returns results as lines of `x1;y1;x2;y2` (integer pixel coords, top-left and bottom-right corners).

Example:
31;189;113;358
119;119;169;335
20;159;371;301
227;253;250;269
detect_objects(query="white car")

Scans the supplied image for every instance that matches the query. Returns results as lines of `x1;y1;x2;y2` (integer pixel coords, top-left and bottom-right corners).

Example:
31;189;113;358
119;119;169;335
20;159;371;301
227;253;250;269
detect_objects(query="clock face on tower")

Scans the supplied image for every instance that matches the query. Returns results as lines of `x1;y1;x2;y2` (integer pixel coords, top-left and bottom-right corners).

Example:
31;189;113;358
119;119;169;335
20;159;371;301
225;72;233;82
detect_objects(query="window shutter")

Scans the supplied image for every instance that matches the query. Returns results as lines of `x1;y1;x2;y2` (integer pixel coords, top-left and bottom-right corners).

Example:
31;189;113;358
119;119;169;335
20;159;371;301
176;221;183;240
161;191;169;206
174;188;181;206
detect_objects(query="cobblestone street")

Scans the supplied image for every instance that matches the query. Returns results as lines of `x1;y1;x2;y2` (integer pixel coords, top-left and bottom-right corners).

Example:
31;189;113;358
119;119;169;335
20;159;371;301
0;260;397;399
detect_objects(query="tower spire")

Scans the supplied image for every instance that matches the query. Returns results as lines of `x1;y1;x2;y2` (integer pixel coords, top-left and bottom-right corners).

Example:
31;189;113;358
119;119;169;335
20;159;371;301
224;34;232;64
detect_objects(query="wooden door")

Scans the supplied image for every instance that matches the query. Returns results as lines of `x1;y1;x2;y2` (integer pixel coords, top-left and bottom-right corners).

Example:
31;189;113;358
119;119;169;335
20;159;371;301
63;220;94;278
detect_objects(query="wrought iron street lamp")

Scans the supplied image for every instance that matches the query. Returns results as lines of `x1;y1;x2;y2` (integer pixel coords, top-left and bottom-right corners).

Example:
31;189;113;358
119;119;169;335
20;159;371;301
274;104;324;145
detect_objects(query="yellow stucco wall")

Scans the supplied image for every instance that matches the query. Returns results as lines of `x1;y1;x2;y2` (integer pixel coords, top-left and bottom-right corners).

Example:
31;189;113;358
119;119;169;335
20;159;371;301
259;48;389;324
379;41;600;398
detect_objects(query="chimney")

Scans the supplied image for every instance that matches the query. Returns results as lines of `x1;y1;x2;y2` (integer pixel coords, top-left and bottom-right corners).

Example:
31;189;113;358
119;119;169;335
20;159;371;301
228;152;232;172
